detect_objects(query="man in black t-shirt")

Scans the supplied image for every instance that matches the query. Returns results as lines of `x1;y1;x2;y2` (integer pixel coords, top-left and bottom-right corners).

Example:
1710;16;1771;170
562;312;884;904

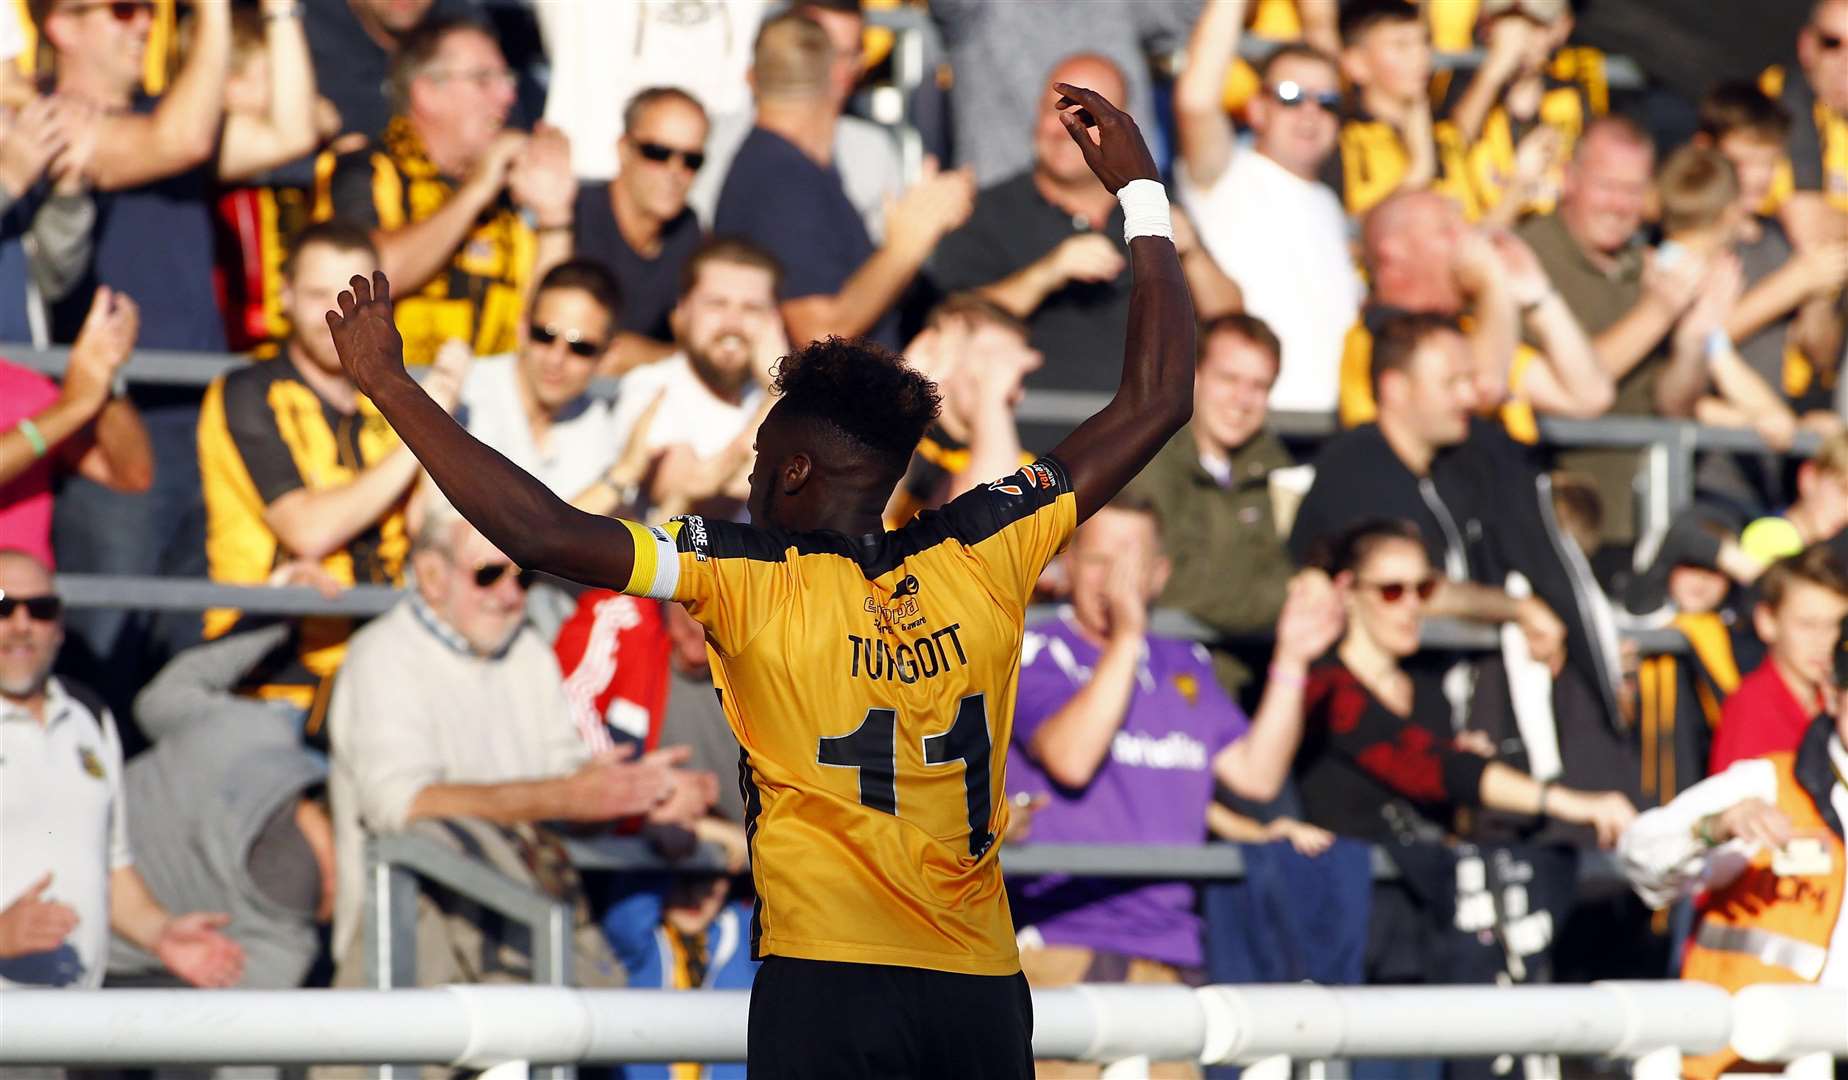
713;11;973;351
929;53;1241;445
572;88;708;365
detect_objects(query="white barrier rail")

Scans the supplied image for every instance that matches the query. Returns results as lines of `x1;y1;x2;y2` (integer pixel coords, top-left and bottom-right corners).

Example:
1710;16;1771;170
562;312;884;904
0;983;1835;1070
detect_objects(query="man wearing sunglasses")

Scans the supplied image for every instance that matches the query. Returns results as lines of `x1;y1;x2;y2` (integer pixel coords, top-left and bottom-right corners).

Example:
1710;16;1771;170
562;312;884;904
1173;0;1362;416
1766;0;1848;249
0;548;247;993
455;259;635;514
326;507;717;974
31;0;233;690
571;87;710;370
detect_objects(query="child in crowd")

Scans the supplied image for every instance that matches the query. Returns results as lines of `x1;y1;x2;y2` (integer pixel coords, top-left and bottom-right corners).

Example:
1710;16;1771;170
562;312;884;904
1708;546;1848;773
1333;0;1473;218
1657;143;1828;516
1696;83;1848;425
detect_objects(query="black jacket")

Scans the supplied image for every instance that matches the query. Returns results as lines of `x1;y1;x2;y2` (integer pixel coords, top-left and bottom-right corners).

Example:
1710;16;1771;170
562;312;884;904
1291;420;1629;764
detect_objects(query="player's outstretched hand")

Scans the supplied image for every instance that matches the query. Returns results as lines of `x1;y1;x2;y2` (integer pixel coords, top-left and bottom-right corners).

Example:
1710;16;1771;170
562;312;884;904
326;272;408;400
1052;83;1159;195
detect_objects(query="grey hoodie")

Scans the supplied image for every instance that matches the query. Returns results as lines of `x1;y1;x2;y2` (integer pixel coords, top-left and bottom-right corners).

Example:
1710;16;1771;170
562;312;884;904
108;625;328;988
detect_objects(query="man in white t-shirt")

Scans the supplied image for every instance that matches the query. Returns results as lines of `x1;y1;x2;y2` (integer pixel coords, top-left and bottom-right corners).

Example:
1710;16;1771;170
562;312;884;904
1173;0;1362;415
458;260;628;509
607;238;784;517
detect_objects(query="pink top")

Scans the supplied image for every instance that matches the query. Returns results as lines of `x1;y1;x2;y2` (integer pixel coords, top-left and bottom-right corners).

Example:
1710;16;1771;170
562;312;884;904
0;358;61;568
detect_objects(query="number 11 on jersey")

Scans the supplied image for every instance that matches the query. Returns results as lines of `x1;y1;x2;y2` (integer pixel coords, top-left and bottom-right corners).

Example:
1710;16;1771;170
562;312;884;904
817;693;996;858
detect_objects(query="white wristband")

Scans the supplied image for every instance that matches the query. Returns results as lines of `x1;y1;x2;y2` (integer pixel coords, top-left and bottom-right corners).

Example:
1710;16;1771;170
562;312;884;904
1118;178;1172;244
1704;328;1732;366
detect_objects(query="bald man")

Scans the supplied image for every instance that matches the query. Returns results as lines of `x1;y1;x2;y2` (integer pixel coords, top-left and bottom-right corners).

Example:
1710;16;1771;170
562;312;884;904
930;54;1242;444
1339;188;1611;434
0;549;245;992
714;10;974;350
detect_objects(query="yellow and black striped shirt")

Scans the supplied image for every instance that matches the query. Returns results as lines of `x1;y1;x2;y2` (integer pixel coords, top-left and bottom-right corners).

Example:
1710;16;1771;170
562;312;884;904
1326;106;1478;220
617;458;1078;975
198;358;409;712
315;115;534;366
1761;65;1848;215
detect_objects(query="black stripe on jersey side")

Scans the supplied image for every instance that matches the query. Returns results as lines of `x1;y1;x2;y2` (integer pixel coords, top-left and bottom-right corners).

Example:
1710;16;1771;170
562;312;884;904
736;740;767;961
670;455;1071;582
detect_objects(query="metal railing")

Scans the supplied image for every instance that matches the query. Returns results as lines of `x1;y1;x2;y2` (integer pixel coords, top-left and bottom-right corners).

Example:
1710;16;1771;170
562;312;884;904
10;342;1817;540
361;832;736;1080
1;983;1839;1073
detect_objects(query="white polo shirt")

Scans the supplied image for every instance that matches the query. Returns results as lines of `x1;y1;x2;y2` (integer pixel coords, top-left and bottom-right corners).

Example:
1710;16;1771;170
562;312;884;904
459;354;627;501
1177;145;1363;415
0;678;131;989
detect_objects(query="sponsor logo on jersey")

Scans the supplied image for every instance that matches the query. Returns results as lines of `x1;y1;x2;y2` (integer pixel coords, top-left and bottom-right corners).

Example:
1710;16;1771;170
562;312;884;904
1110;730;1208;771
865;575;925;632
989;462;1055;499
676;515;710;561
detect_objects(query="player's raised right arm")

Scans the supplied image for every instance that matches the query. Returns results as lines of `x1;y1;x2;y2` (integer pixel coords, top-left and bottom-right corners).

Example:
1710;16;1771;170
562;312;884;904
1045;85;1196;524
325;273;643;590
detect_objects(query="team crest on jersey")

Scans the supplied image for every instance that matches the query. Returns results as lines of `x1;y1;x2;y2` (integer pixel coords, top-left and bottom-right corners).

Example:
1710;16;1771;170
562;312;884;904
1173;673;1200;707
78;745;105;780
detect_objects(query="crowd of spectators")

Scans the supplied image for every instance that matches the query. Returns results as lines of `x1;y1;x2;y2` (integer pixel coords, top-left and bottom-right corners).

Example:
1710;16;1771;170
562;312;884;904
2;0;1848;1077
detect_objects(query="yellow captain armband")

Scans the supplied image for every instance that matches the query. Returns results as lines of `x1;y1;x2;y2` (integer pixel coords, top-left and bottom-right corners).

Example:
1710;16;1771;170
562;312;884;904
620;518;681;600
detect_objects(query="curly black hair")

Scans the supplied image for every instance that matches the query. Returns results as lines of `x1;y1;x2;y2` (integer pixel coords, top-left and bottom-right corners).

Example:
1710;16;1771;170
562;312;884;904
770;336;941;479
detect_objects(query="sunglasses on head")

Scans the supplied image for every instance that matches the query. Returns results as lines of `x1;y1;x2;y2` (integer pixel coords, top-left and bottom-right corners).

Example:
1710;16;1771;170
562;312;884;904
0;593;63;621
1270;80;1343;113
471;563;538;590
1360;577;1438;604
635;141;706;172
62;0;152;20
529;323;604;358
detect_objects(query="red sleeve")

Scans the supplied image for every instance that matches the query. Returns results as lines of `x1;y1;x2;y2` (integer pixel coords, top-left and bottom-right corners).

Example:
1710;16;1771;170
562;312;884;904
554;591;672;753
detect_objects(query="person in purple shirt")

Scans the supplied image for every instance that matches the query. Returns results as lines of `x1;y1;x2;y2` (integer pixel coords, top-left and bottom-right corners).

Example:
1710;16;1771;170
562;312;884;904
1007;493;1342;992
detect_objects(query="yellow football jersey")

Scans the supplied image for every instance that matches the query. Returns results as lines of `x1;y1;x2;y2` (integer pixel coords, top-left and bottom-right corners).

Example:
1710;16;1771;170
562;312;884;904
619;458;1078;976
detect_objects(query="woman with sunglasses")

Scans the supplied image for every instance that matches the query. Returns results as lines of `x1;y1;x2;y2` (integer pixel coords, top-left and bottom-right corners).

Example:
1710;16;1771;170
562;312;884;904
1297;518;1637;850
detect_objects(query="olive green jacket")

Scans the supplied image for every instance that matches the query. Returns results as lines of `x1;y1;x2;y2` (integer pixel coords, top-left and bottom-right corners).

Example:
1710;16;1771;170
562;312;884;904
1129;425;1295;695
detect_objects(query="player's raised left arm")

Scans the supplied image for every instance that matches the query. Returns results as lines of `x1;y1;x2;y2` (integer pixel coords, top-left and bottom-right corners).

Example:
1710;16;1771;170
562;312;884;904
324;273;642;590
1045;85;1196;524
